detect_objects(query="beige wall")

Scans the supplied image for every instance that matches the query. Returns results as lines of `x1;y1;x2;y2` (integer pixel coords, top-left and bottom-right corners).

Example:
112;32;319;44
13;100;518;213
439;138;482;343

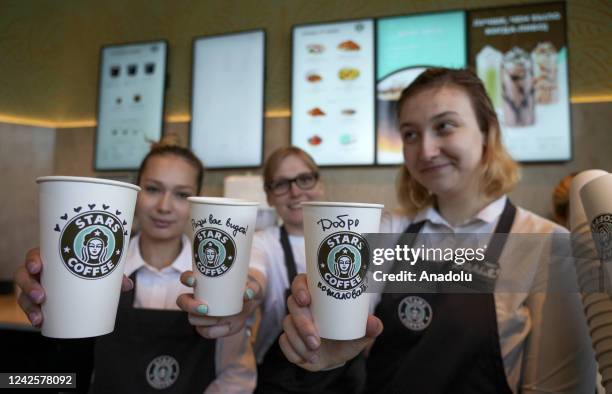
0;0;610;123
0;124;55;279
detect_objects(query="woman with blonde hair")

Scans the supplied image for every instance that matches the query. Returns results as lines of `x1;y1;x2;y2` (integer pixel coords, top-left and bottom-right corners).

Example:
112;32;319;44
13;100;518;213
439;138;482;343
278;68;595;393
178;146;365;393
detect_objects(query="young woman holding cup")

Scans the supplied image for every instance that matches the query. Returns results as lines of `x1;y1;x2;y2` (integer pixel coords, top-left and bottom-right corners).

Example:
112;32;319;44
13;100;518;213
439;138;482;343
15;141;256;393
278;68;596;393
178;147;366;393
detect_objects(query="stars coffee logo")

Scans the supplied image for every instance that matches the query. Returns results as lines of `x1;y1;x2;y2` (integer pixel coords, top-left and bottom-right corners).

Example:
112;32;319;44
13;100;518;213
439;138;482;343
146;355;180;389
194;228;236;277
317;231;369;292
398;296;433;331
591;214;612;260
57;204;127;279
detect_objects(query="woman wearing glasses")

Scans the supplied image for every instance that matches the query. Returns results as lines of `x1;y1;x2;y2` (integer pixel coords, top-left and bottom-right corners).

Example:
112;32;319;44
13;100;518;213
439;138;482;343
252;147;364;394
178;147;365;393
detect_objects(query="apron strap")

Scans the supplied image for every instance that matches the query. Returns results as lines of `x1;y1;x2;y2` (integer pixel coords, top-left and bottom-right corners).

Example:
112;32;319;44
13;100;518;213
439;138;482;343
402;198;516;262
279;226;298;285
119;271;138;308
484;198;516;263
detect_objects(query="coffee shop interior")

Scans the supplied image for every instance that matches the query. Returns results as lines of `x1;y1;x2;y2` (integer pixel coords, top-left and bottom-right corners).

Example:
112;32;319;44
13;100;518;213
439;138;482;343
0;0;611;391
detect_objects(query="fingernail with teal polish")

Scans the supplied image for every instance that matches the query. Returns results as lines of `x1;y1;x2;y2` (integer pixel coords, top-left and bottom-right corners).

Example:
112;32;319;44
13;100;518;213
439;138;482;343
245;288;255;300
196;305;208;315
186;277;195;287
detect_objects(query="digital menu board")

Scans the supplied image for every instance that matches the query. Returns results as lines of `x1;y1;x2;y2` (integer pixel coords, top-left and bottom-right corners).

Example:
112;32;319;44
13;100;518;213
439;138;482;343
94;41;167;171
376;11;467;164
191;30;265;169
292;19;375;166
468;2;570;161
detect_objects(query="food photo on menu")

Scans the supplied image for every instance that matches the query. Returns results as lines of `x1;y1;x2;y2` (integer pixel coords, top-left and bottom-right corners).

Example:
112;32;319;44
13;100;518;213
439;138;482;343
292;19;375;166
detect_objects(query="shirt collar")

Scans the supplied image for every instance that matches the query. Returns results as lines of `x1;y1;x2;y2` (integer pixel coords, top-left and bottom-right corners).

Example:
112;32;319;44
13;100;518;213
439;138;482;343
124;234;191;276
413;196;507;228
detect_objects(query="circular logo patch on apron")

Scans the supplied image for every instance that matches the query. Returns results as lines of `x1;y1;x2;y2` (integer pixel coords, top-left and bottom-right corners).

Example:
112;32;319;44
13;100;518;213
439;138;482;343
146;355;180;390
398;296;433;331
193;227;236;277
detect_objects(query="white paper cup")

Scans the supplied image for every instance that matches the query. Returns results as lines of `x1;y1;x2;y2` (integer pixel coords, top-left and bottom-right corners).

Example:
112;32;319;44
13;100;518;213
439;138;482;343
302;201;383;340
37;176;139;338
569;170;607;232
596;351;612;370
601;366;612;384
589;311;612;332
581;174;612;262
583;293;611;307
587;301;612;321
188;197;258;316
592;325;612;345
595;338;612;357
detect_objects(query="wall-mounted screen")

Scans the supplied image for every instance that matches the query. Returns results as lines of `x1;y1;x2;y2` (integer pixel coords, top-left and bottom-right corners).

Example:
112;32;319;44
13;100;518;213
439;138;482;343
94;40;167;171
376;11;467;164
468;2;570;161
292;19;375;166
191;30;265;169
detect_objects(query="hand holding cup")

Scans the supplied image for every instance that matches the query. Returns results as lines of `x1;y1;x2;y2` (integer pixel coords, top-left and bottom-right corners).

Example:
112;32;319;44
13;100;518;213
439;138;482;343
15;248;134;327
278;273;383;371
176;268;265;339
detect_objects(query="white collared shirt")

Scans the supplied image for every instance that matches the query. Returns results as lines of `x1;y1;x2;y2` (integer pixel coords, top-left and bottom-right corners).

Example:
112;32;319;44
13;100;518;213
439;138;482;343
123;234;256;394
378;196;595;394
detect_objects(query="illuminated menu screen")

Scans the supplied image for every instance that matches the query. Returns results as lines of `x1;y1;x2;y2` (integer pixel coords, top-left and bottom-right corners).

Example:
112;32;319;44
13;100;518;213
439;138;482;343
95;41;167;170
293;3;570;165
468;2;570;161
292;19;375;166
376;11;467;164
191;30;265;168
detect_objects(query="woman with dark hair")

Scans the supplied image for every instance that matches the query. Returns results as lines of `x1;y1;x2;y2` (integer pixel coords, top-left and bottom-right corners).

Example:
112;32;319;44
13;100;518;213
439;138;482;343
15;139;255;393
278;68;595;393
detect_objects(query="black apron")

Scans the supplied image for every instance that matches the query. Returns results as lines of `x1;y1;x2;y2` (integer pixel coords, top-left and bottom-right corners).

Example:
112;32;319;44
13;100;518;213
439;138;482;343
255;226;366;394
93;272;217;394
367;200;516;394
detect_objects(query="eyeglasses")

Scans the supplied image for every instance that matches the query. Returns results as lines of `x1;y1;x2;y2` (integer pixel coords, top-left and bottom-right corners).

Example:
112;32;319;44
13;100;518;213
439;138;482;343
266;172;319;196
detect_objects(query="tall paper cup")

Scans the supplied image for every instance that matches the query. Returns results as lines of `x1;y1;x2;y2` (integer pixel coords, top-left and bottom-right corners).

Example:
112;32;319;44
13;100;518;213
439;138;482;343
581;174;612;262
302;201;383;340
570;170;607;232
188;197;258;316
37;176;139;338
